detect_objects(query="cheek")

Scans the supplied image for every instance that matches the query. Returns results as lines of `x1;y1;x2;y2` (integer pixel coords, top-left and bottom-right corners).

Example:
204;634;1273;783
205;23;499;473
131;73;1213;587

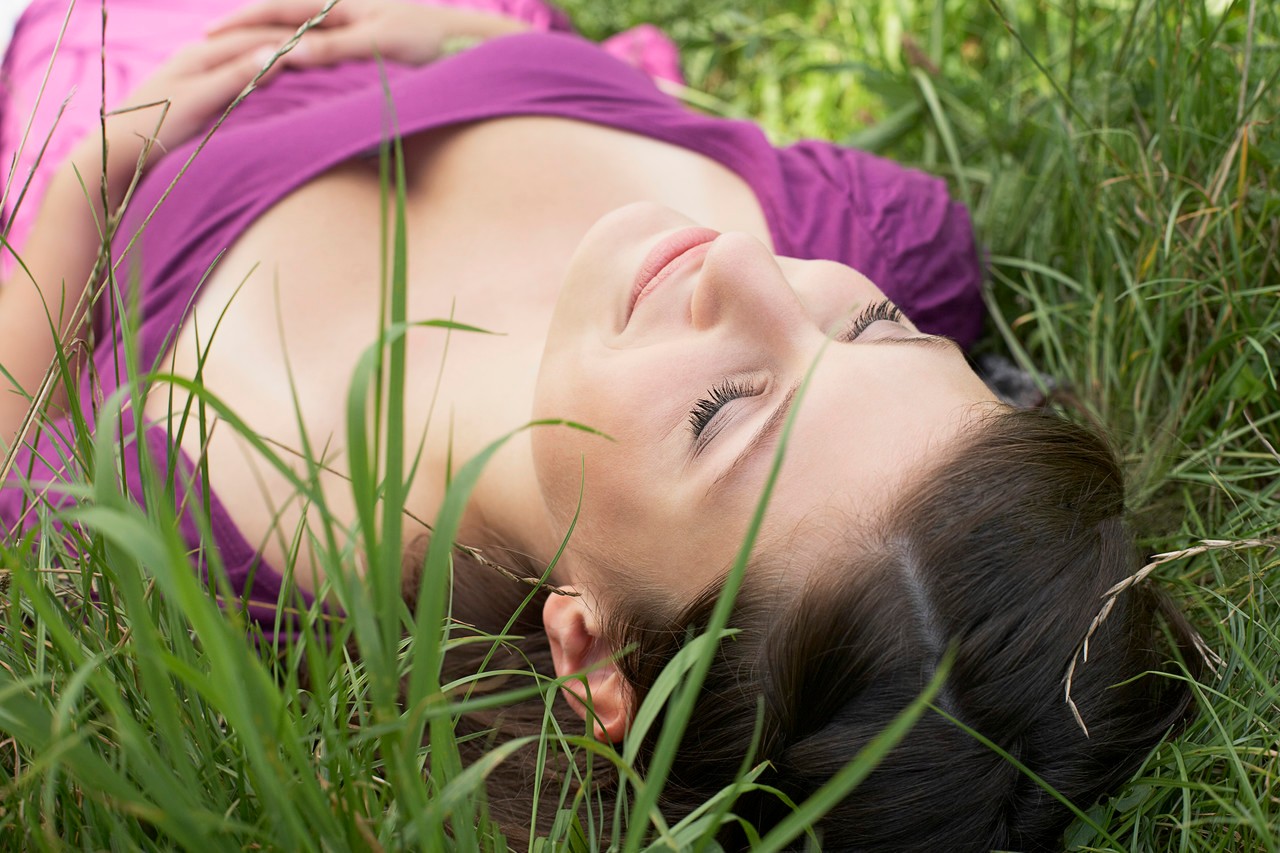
531;360;598;528
532;355;679;534
532;352;625;523
531;420;657;569
781;259;887;331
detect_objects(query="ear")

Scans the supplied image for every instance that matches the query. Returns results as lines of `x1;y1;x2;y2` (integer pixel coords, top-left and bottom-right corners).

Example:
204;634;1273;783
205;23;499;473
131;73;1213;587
543;586;631;743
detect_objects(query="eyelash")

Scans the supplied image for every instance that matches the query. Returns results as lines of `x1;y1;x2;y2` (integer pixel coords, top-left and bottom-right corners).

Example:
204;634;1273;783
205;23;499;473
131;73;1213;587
689;376;756;442
686;300;905;447
837;300;905;342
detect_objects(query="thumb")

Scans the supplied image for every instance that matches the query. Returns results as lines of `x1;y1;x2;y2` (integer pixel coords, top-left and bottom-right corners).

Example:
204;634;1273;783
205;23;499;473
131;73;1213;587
175;48;279;135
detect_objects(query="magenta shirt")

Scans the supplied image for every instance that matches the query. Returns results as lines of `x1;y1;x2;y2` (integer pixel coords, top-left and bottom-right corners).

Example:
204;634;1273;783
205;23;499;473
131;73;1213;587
3;32;984;630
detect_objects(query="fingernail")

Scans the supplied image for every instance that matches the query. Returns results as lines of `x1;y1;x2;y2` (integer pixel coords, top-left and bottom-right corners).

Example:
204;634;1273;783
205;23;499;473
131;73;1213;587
252;48;275;67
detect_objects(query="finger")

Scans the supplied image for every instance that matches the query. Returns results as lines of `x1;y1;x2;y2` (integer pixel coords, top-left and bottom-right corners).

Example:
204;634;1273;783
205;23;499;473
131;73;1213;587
206;0;350;36
280;26;389;68
139;46;281;150
169;28;297;72
200;43;294;110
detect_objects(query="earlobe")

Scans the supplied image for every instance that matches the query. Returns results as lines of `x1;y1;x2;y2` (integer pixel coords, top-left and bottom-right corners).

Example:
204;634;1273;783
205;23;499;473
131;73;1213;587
543;587;631;743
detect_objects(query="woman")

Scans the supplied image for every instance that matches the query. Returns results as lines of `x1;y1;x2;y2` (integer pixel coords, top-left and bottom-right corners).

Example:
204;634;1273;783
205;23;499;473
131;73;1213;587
0;0;1198;849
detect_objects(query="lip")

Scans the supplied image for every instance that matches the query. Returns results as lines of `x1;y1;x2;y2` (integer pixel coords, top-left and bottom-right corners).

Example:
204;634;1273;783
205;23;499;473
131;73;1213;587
628;226;721;324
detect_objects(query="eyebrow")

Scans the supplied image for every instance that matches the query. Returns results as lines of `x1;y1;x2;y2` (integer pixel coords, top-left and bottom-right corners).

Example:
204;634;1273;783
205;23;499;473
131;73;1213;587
863;333;964;355
708;334;961;494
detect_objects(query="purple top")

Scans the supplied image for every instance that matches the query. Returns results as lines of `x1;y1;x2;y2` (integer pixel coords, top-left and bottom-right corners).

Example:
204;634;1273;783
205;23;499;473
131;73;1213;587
2;32;984;629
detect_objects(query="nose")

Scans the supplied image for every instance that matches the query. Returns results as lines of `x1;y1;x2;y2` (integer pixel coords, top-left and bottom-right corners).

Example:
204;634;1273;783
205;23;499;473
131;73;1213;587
690;232;811;336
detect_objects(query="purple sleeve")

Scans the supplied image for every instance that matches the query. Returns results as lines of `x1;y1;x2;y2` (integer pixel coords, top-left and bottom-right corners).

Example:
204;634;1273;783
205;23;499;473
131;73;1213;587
775;140;985;349
0;418;81;545
0;418;311;639
1;0;691;277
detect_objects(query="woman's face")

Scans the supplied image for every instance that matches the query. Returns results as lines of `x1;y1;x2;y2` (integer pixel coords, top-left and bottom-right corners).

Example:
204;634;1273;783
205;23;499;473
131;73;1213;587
532;202;1002;595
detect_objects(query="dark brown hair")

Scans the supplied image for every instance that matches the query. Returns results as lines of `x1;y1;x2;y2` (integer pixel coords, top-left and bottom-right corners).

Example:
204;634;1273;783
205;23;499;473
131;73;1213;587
433;407;1200;850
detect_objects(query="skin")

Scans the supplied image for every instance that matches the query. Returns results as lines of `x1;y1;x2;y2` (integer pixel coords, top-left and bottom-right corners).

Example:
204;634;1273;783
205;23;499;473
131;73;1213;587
2;0;1003;734
532;202;1004;598
532;204;1001;739
0;24;297;436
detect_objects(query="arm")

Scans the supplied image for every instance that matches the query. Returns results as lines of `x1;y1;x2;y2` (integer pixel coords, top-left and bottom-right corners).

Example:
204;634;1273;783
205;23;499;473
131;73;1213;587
0;1;529;447
0;140;125;437
0;28;297;447
207;0;532;68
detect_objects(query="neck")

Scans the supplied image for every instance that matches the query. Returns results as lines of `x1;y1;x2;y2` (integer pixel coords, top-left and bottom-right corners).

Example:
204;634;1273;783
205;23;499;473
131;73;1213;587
400;259;565;576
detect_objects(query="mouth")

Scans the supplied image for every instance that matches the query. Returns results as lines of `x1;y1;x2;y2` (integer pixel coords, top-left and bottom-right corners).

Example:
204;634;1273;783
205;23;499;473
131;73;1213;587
628;227;721;324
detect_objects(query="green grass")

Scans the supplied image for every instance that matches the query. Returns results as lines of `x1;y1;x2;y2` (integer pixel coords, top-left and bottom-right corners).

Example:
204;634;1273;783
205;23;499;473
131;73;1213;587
2;0;1278;849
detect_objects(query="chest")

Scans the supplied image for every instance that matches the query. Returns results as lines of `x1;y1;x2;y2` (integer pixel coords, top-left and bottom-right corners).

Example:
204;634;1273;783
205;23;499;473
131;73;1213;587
138;116;771;549
147;115;771;415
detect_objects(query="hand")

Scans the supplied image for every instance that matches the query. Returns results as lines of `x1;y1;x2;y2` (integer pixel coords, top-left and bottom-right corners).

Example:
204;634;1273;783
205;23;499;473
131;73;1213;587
208;0;528;69
73;27;294;184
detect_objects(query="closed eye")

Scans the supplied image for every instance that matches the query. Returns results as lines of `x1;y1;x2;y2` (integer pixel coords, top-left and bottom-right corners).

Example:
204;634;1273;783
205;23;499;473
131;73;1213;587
689;300;907;458
688;375;763;455
837;300;906;342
